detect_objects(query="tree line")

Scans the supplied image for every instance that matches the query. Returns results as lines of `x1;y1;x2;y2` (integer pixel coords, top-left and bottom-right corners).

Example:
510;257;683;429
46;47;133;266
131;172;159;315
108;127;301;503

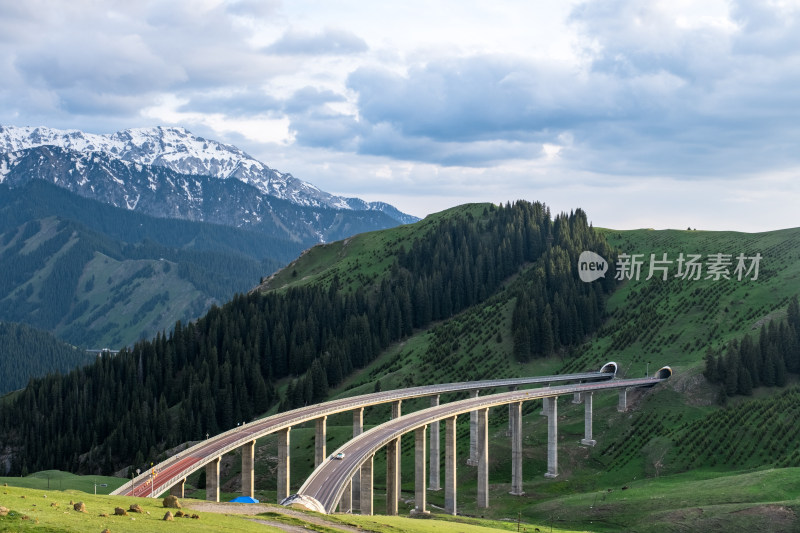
704;296;800;396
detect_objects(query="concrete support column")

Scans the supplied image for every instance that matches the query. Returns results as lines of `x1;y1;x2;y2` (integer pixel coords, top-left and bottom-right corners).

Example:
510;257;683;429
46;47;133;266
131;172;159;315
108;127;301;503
477;407;489;508
339;480;352;513
545;396;558;478
277;427;291;503
170;478;186;498
242;439;255;497
386;437;400;515
618;389;628;412
352;408;364;511
414;426;428;514
572;391;583;404
541;396;550;416
509;401;524;496
507;386;518;436
315;416;327;467
360;455;374;516
581;392;597;446
444;416;457;516
429;395;441;491
467;390;480;466
391;401;402;501
206;457;220;502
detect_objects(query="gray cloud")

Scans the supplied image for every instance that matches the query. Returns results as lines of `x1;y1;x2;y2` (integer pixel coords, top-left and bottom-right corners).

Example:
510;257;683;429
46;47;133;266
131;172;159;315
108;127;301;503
284;87;347;114
179;90;282;116
265;28;368;55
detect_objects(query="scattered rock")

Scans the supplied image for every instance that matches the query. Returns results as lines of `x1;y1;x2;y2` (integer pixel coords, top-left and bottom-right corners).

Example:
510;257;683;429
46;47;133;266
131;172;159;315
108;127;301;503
99;513;109;517
0;506;9;516
102;529;111;533
114;507;128;516
50;502;59;507
20;495;26;499
175;510;185;517
73;501;87;513
163;511;174;521
162;495;181;509
21;515;29;520
129;504;143;513
2;482;7;486
69;500;74;505
191;514;199;519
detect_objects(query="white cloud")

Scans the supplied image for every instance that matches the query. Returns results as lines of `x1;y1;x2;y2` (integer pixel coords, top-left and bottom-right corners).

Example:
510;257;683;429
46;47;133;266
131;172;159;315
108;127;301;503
0;0;798;231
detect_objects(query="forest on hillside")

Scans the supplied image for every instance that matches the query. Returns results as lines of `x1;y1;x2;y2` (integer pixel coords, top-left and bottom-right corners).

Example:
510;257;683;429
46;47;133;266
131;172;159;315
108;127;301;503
704;296;800;397
0;201;616;475
0;322;91;395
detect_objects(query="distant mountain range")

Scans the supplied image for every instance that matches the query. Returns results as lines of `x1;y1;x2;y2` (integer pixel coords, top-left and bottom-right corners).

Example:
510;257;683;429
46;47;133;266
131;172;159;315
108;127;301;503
0;125;417;243
0;125;417;355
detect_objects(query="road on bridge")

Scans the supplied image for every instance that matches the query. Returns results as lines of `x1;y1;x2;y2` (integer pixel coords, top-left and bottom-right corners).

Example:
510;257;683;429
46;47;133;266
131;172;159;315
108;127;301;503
294;375;664;513
113;367;617;498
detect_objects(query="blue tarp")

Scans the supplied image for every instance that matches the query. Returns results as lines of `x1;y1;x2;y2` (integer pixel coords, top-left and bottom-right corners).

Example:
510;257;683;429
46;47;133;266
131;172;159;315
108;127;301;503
230;496;260;503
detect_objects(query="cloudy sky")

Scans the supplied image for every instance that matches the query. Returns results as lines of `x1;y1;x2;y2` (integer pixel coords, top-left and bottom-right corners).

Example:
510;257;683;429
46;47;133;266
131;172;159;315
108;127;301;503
1;0;799;231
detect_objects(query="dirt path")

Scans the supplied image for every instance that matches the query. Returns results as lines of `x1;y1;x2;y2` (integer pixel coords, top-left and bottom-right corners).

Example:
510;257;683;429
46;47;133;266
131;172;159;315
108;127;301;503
187;501;364;532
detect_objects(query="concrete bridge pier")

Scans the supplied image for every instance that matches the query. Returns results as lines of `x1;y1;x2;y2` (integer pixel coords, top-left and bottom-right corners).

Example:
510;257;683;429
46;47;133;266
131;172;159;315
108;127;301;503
170;478;186;498
339;480;352;513
242;439;256;497
477;407;489;508
540;384;551;416
351;408;364;511
386;437;400;515
544;396;558;478
509;401;524;496
572;391;583;404
467;390;480;466
506;386;518;436
429;395;441;491
277;427;291;503
315;416;327;467
391;401;402;501
618;389;628;412
360;454;374;515
206;456;220;502
414;426;428;514
444;416;458;515
581;392;597;446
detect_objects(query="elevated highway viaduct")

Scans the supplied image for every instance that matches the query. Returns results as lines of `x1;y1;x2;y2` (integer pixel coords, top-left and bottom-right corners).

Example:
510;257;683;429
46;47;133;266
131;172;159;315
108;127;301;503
286;368;672;515
112;364;621;502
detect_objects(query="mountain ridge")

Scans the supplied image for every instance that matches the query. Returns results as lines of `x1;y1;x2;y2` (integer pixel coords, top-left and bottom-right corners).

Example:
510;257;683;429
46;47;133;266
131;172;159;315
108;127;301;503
0;124;419;235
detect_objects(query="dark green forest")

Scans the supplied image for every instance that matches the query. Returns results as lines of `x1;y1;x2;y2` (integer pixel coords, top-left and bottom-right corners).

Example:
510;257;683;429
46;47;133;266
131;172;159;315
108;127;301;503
0;322;91;395
703;295;800;396
0;201;616;475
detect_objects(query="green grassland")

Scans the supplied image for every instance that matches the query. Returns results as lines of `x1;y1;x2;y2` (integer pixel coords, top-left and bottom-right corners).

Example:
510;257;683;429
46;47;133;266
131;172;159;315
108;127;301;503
0;484;561;533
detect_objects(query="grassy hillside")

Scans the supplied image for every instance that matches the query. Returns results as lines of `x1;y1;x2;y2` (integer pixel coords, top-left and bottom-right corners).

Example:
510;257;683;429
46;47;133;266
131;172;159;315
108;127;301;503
0;181;307;349
254;218;800;529
0;484;561;533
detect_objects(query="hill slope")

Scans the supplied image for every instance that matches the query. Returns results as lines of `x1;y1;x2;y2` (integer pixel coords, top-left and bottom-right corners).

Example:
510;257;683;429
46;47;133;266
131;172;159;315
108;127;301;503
0;322;91;395
0;180;306;348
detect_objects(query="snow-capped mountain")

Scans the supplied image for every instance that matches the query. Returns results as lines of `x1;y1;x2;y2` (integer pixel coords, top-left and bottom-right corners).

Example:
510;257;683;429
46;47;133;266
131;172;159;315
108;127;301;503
0;125;418;225
0;145;404;244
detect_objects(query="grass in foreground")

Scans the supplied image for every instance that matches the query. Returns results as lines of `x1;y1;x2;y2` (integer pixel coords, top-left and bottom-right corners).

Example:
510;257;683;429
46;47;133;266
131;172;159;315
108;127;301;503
0;484;562;533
